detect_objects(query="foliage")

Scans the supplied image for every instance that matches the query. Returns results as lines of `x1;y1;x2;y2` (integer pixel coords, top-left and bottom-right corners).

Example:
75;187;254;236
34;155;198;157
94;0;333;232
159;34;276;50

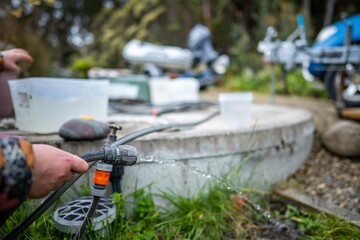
285;204;360;240
89;0;166;68
226;67;328;99
70;56;95;78
0;201;59;239
1;184;359;239
0;0;110;70
227;24;264;74
154;187;234;239
89;0;261;69
10;0;55;17
0;12;54;77
2;0;360;76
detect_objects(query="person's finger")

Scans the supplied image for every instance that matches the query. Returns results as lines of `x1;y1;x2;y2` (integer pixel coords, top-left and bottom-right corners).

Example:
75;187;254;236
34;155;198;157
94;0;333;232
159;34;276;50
70;156;89;173
13;49;33;63
62;171;75;182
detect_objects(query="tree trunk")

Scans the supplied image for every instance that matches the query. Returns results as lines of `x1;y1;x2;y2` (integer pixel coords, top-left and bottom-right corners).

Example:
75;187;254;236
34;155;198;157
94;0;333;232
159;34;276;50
302;0;311;22
202;0;212;30
323;0;337;27
302;0;311;38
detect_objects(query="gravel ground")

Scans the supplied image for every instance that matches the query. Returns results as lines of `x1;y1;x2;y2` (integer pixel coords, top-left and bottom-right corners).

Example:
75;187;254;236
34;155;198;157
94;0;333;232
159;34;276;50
249;92;360;214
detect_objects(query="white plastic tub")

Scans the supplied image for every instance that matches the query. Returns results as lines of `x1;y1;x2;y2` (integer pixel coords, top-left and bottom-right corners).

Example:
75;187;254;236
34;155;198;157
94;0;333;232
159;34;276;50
149;77;199;105
9;78;109;133
218;92;253;129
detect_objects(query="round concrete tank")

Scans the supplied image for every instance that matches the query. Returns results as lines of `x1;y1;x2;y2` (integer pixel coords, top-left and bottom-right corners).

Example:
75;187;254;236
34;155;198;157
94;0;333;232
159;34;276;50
118;103;314;207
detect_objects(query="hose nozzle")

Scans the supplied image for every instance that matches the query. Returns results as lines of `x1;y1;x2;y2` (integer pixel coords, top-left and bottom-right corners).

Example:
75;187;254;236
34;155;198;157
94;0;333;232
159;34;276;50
103;145;138;166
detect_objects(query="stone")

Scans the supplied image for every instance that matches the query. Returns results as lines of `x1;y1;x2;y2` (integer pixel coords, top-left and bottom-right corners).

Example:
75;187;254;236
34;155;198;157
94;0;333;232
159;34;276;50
322;120;360;157
59;118;110;141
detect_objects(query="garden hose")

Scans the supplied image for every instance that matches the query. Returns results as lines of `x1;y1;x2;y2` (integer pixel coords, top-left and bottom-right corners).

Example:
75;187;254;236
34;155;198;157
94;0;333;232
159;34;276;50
72;196;100;240
111;110;220;145
3;110;220;240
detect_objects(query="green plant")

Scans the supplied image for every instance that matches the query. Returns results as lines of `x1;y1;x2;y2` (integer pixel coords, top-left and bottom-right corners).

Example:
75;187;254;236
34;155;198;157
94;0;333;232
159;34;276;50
285;204;360;240
154;186;235;239
0;201;64;239
227;67;328;99
71;57;95;78
1;184;358;239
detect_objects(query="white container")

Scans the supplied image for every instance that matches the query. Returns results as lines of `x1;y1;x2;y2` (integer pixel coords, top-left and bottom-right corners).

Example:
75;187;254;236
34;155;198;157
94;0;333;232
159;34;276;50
149;77;199;105
218;92;253;129
9;78;109;134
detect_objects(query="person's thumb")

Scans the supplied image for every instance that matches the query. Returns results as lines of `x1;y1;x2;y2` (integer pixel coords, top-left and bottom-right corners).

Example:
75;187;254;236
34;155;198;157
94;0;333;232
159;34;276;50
70;156;89;173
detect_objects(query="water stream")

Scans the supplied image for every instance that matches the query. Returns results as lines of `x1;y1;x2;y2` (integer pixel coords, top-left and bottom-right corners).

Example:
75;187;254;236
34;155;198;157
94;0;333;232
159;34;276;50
138;154;282;227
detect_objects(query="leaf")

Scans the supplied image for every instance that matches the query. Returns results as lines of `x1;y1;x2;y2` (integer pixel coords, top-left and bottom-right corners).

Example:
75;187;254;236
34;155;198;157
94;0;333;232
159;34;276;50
11;8;23;18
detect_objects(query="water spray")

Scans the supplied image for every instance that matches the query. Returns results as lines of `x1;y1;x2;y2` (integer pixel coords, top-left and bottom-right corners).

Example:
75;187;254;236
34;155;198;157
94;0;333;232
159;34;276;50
3;109;297;239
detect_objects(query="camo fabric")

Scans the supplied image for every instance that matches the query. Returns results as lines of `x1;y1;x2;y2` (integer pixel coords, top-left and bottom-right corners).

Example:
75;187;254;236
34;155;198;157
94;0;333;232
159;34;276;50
0;137;34;203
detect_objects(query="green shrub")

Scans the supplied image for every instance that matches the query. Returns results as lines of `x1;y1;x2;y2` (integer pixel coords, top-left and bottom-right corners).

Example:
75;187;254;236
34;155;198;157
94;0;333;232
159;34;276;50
226;67;328;98
71;57;95;79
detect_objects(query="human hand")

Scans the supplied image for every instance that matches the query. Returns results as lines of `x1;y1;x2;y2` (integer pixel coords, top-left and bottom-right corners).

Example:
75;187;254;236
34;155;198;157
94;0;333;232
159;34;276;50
1;48;33;73
28;144;89;199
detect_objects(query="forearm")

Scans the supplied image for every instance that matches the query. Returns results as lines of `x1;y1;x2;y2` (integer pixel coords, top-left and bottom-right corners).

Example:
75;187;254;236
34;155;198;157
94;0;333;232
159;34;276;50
0;136;35;212
0;52;4;72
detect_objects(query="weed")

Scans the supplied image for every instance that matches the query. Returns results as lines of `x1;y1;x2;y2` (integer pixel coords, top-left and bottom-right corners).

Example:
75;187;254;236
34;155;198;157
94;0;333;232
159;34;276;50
285;204;360;239
1;185;358;239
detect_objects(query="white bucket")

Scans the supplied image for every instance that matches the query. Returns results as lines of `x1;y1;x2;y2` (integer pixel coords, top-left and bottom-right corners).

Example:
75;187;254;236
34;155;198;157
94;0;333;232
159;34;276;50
9;78;109;134
218;92;253;129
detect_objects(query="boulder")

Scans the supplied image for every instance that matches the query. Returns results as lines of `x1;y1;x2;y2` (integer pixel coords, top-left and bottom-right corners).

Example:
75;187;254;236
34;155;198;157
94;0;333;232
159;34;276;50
322;120;360;157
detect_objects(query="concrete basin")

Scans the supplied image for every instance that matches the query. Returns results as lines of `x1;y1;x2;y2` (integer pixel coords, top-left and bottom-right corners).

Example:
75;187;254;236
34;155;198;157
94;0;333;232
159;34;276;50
5;101;314;208
115;103;314;207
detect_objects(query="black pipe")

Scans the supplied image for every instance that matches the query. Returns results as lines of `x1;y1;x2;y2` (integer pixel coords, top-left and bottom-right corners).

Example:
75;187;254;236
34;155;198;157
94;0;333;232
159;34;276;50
110;165;124;193
111;110;219;146
72;196;100;240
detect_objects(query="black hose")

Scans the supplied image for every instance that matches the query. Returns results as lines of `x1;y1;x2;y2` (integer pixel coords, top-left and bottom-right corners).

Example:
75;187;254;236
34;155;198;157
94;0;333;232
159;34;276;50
80;150;105;163
109;100;217;116
110;165;124;193
3;110;219;239
3;151;103;240
111;110;220;146
72;196;100;240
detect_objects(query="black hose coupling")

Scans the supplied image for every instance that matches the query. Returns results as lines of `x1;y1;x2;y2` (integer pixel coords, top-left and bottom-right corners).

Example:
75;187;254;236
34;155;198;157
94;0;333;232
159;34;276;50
103;145;138;166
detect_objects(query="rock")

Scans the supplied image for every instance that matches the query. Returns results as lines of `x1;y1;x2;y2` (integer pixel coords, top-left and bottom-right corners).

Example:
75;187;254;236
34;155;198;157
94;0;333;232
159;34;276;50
59;118;110;140
322;120;360;157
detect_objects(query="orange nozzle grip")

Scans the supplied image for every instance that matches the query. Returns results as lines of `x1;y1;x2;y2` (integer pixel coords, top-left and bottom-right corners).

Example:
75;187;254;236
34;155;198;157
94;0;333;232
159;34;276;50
93;170;111;185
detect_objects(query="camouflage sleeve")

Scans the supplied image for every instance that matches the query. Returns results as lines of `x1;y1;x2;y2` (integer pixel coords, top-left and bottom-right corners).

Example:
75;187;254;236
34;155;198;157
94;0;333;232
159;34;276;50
0;137;35;212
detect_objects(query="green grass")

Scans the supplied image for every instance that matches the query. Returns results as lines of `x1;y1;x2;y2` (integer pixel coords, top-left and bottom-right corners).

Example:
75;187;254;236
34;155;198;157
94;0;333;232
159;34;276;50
284;204;360;240
1;184;359;239
225;67;328;99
